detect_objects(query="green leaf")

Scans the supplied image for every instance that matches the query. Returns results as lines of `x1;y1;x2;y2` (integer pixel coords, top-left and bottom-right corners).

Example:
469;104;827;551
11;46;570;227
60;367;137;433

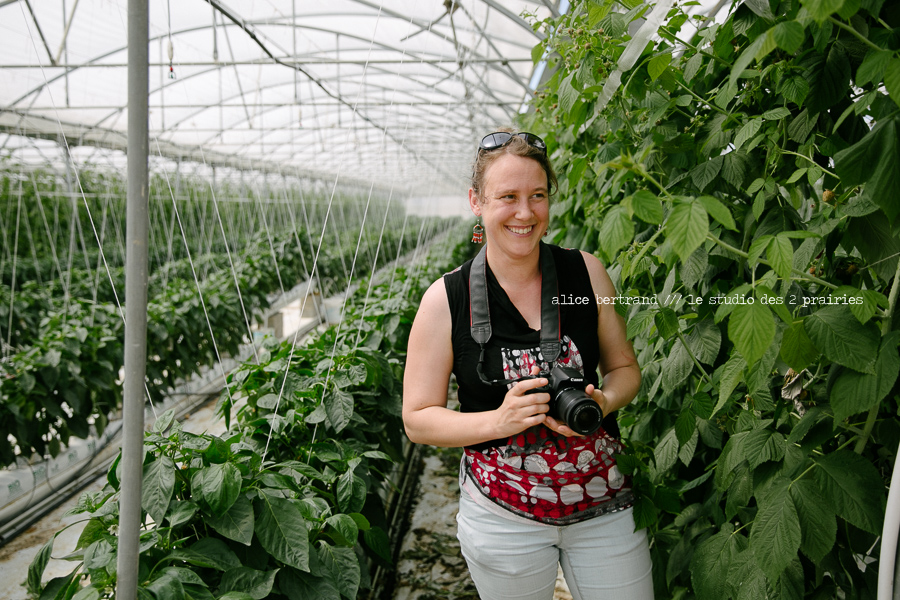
28;536;55;595
630;190;664;224
167;500;199;528
681;247;709;290
834;116;900;222
558;72;579;115
730;35;767;87
146;573;184;600
667;200;709;262
721;152;750;189
790;478;837;562
318;544;361;599
781;76;809;105
691;525;746;599
689;157;723;193
142;456;176;526
696;197;736;231
686;318;721;364
745;0;776;20
856;49;892;86
750;477;801;581
206;494;255;546
655;428;680;475
599;205;634;257
762;107;792;120
324;389;354;433
780;320;820;370
336;470;367;514
804;305;879;373
648;53;672;81
885;58;900;108
363;526;392;563
174;538;241;571
830;331;900;421
773;21;805;54
153;409;176;433
325;513;359;546
728;302;775;365
192;462;242;516
277;568;340;600
734;119;763;151
675;409;697;446
254;495;311;571
814;450;884;534
662;340;693;393
715;354;746;415
684;52;703;84
801;0;846;22
807;43;850;114
692;392;714;419
767;235;794;279
654;307;680;340
219;567;278;600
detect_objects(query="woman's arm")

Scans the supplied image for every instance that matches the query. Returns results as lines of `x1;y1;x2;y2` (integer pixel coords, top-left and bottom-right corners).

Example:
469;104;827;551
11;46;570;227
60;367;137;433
582;250;641;415
402;278;554;447
543;252;641;436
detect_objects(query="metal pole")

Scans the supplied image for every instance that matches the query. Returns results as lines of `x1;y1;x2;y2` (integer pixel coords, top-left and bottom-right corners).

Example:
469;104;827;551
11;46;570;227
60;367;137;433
116;0;149;598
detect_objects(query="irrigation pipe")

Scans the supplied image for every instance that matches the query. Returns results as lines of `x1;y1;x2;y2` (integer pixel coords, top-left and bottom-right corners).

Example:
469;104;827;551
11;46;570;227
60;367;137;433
879;442;900;599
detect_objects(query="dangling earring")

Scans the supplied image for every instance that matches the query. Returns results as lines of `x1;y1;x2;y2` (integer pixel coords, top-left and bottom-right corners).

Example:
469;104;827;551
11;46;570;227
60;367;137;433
471;219;484;244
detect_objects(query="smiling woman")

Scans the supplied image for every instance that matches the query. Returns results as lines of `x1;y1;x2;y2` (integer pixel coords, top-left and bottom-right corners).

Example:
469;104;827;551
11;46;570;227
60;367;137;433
402;129;651;600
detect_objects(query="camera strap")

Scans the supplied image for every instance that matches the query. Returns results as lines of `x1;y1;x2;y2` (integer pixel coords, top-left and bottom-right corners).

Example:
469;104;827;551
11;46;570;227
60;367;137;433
469;242;560;385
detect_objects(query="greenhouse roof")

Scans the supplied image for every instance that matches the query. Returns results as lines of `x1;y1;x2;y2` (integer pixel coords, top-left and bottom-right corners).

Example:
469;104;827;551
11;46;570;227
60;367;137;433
1;0;564;194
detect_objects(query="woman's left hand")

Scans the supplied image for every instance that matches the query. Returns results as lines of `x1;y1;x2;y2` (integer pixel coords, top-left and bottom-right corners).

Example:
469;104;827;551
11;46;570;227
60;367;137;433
543;384;607;438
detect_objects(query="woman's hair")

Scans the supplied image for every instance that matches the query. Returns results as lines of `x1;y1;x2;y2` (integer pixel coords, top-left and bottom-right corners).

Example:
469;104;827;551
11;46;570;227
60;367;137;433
470;127;558;199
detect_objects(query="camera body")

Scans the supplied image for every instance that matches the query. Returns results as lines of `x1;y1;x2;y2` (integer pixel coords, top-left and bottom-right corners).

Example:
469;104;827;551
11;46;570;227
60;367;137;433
524;365;603;435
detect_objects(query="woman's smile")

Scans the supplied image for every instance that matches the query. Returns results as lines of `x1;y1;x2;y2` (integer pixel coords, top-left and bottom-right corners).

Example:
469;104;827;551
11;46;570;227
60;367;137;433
505;224;535;236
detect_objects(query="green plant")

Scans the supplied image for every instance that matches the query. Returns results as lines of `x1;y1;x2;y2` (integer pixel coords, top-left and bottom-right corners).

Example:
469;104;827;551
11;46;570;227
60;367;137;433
525;0;899;597
25;226;468;600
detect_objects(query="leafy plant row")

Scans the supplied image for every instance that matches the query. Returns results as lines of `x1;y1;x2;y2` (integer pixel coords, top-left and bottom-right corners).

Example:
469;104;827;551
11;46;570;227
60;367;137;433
0;166;398;288
0;195;449;466
25;226;472;600
525;0;898;597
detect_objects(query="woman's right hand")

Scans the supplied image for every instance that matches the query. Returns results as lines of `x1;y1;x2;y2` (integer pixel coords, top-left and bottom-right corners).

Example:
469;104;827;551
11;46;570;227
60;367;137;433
491;368;551;438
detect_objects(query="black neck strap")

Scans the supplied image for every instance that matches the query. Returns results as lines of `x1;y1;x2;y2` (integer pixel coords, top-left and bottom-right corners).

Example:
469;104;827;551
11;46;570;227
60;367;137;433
469;242;561;381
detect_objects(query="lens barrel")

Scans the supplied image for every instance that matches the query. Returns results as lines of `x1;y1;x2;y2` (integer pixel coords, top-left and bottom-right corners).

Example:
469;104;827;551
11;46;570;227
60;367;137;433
553;388;603;435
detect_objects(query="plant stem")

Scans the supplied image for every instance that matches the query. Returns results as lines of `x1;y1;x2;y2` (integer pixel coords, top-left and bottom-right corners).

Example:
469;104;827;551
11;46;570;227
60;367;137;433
828;17;884;53
853;246;900;454
706;233;838;290
672;79;732;119
779;150;839;179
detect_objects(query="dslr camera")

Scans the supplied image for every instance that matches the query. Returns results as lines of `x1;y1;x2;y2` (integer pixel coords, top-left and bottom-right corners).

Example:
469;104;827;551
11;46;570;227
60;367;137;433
525;365;603;435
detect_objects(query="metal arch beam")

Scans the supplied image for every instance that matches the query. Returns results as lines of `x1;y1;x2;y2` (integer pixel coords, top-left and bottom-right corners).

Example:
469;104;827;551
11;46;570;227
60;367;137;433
189;98;482;158
475;0;545;40
6;15;531;111
82;23;518;132
145;62;511;142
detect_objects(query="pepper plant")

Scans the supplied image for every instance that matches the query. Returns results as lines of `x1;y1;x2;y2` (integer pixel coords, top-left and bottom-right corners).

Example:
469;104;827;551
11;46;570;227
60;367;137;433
525;0;899;597
25;227;468;600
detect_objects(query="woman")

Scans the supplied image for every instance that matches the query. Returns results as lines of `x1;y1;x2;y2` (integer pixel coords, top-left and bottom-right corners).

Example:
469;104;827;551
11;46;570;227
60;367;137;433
402;130;652;599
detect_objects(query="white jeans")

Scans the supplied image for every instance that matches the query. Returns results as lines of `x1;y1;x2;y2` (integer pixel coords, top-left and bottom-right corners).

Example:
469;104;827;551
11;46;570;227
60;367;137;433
456;491;653;600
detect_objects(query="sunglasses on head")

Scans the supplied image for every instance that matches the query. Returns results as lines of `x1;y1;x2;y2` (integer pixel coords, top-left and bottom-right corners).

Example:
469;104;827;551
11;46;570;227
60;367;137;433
478;131;547;156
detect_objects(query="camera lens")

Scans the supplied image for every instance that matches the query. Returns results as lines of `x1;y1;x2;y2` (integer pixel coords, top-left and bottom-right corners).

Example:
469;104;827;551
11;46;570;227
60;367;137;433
555;389;603;435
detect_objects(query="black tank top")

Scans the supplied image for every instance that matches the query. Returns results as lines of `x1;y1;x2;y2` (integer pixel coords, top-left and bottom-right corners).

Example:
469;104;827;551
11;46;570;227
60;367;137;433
443;244;620;451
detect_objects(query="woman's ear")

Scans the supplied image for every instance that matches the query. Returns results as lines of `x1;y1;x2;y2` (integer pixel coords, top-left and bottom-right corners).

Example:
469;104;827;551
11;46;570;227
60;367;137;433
468;188;481;216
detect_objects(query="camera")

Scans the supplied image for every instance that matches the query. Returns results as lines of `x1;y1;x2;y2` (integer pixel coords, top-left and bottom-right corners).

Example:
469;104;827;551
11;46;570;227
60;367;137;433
525;365;603;435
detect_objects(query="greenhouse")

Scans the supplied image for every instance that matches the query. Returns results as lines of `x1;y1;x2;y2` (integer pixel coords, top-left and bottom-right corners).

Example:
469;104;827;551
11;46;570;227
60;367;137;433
2;0;900;599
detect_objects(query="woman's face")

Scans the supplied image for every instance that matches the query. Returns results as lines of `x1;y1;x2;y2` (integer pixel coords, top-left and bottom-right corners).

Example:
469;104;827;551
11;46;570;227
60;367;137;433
469;153;549;260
